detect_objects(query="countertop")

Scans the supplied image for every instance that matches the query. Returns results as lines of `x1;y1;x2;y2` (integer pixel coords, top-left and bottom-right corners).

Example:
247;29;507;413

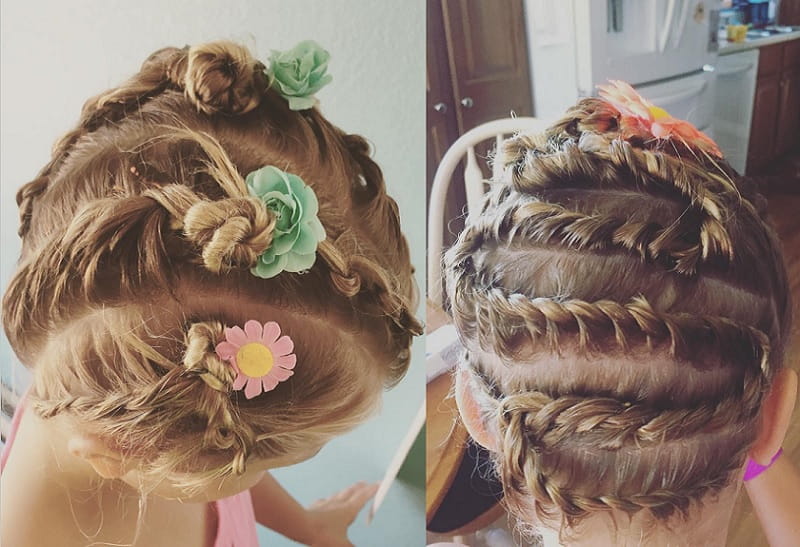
719;29;800;55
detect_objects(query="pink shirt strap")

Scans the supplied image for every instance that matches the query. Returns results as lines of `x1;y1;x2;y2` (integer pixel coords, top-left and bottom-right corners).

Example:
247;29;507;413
1;389;28;474
213;489;260;547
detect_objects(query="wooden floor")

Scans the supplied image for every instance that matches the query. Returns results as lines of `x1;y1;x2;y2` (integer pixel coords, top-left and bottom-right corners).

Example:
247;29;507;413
728;189;800;546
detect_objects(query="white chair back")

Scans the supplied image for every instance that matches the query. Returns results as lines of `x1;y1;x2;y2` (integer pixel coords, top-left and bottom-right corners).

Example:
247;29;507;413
427;117;551;306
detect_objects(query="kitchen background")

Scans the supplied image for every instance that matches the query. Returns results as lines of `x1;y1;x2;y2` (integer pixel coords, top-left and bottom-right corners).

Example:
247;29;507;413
427;1;799;545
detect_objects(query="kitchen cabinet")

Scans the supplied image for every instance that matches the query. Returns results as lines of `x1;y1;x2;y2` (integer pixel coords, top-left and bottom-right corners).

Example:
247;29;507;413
749;70;781;168
777;39;800;153
779;0;800;25
747;39;800;174
776;69;800;152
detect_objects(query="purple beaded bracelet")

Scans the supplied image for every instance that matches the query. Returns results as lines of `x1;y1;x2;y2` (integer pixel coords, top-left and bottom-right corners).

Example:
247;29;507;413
743;448;784;482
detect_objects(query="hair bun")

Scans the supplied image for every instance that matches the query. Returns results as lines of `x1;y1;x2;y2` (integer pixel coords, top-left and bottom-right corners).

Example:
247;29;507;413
183;196;275;273
180;41;266;115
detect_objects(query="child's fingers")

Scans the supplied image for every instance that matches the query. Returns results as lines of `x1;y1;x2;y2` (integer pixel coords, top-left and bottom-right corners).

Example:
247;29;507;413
338;480;375;501
344;482;378;516
310;480;377;515
344;481;377;502
352;481;379;502
329;480;367;501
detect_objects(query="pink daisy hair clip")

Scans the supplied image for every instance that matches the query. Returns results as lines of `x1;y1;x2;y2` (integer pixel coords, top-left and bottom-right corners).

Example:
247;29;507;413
596;80;722;158
215;320;297;399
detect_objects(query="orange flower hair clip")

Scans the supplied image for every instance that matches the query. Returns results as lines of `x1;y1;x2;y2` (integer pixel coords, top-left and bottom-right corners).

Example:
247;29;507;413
597;80;722;157
215;320;296;399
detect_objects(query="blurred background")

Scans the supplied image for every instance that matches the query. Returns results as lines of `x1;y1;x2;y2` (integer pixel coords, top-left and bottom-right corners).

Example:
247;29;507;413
428;0;800;245
0;1;425;545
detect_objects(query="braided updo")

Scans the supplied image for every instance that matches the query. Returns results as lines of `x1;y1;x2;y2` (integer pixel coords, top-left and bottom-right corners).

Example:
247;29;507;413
444;97;790;532
2;40;421;489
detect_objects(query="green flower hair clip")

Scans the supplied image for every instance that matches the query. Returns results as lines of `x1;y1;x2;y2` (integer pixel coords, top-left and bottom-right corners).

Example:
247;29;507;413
246;166;326;279
266;40;332;111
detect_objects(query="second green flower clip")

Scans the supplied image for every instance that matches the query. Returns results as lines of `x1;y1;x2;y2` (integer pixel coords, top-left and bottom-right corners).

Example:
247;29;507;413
266;40;332;111
246;166;326;279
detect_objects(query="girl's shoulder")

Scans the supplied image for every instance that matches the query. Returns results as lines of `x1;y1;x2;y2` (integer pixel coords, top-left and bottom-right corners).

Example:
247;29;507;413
1;442;95;546
2;468;212;547
2;398;85;546
1;400;214;547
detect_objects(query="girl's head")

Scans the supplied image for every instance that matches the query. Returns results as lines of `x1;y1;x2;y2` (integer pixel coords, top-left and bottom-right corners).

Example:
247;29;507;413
444;86;792;539
2;40;421;498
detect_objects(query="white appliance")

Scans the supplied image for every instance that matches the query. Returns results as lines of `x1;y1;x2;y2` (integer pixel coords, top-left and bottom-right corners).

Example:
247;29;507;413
526;0;721;135
712;49;759;174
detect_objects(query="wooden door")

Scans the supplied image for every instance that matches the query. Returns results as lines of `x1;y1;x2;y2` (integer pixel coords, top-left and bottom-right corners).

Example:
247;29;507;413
776;70;800;156
748;75;781;174
776;39;800;156
428;0;466;247
441;0;534;134
428;0;535;252
747;44;784;174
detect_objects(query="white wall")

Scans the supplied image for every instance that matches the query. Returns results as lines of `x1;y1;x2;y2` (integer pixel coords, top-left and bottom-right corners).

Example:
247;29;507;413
0;1;425;545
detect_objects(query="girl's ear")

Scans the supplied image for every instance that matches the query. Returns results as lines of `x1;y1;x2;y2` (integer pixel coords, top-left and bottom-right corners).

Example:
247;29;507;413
454;369;498;452
66;435;129;479
749;367;798;465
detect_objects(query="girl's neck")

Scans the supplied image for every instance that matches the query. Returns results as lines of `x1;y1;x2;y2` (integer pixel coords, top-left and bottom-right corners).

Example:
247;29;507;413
5;404;210;546
23;406;134;496
531;483;741;547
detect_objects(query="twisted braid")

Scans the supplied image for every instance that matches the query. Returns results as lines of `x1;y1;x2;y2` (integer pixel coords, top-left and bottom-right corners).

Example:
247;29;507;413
16;41;265;240
501;129;741;206
144;183;275;274
497;396;751;523
541;96;736;174
497;198;709;274
5;181;273;356
182;321;255;471
7;39;422;490
33;318;256;474
182;321;235;394
177;41;265;115
318;241;422;335
316;239;421;383
496;136;750;274
449;267;771;375
460;355;760;523
313;131;423;368
442;93;788;532
35;374;256;477
492;380;764;452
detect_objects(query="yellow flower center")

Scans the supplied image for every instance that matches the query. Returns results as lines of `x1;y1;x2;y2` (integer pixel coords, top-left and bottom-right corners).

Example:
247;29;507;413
648;105;670;120
236;343;274;377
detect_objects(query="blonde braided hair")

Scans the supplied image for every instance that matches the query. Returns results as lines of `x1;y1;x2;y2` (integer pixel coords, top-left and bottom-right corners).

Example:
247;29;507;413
3;40;420;486
461;366;758;523
444;96;790;530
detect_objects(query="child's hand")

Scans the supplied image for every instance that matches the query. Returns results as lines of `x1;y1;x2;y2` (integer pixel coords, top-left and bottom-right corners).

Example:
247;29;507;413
306;481;378;547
